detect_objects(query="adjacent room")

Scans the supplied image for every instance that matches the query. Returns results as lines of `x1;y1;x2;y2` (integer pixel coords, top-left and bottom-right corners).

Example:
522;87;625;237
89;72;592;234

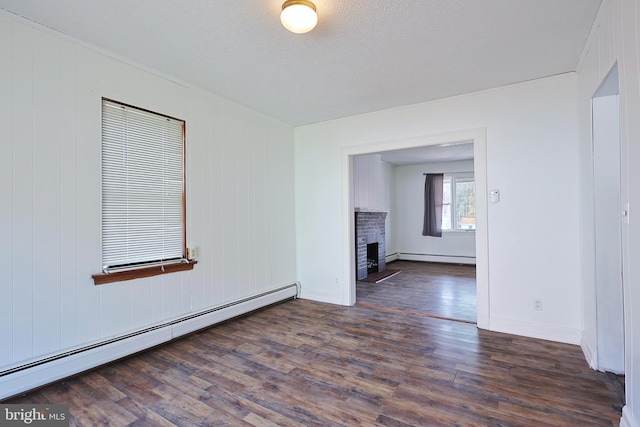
353;145;478;324
1;1;638;426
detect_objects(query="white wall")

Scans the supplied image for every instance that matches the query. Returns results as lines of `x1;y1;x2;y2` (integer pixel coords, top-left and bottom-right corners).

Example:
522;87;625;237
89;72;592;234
352;154;396;256
577;1;640;425
353;154;385;210
394;160;475;263
382;160;396;256
592;94;624;374
0;13;296;382
295;72;582;344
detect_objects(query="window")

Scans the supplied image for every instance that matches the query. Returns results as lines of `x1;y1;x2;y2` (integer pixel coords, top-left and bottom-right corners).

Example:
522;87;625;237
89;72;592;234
442;174;476;231
92;99;194;285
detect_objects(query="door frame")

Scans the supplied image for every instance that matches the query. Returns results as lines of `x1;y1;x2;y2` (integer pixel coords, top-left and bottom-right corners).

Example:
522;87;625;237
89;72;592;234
340;128;490;329
590;63;625;373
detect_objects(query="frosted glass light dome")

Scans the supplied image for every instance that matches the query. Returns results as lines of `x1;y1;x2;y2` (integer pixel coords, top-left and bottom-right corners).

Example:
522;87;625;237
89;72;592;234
281;0;317;34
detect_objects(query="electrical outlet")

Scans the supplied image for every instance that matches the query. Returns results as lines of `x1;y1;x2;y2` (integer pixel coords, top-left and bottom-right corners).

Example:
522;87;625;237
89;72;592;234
533;299;543;311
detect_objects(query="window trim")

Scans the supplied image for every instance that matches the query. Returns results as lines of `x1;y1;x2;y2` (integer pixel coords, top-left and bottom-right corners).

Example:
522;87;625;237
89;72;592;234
92;260;196;285
442;173;476;233
92;98;191;285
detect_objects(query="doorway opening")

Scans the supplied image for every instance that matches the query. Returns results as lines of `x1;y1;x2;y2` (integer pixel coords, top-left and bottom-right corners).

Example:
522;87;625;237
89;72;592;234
341;128;489;329
352;144;477;323
591;63;625;375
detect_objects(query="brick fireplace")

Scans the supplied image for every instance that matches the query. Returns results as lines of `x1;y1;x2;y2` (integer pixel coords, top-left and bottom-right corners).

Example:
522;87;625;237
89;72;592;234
355;210;387;280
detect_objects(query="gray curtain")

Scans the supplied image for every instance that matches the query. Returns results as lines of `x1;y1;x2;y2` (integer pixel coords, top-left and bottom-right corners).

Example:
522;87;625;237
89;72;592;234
422;173;443;237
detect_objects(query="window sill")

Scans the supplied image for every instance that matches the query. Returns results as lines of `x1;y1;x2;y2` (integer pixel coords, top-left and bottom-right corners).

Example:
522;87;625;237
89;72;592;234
92;260;197;285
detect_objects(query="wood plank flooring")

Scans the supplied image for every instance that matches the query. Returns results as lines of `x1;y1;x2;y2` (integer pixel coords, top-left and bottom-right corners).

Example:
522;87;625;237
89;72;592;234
5;298;624;426
357;260;477;323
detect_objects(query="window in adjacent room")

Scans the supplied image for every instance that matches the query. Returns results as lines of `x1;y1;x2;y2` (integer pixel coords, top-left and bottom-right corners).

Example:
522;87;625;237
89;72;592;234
442;174;476;231
92;98;194;285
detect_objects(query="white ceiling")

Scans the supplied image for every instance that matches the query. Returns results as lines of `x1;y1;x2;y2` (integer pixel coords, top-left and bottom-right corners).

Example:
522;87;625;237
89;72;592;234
0;0;601;126
379;141;474;166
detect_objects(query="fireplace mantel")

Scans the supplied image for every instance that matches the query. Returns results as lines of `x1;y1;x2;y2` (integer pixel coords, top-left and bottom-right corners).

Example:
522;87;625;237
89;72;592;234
354;207;389;213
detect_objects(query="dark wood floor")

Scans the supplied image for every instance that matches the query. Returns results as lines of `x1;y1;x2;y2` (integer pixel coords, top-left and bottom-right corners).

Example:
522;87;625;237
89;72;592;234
357;260;477;323
6;298;624;426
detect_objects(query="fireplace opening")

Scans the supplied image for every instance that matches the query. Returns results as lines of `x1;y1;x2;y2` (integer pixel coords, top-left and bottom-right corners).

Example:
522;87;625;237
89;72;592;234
355;210;387;281
367;242;379;275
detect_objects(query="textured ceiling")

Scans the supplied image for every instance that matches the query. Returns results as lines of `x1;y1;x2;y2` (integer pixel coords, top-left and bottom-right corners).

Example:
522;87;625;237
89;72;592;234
0;0;601;126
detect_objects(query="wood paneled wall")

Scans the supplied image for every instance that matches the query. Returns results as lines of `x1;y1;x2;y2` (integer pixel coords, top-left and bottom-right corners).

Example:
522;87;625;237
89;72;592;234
0;14;296;370
352;155;395;255
353;154;386;211
576;1;640;424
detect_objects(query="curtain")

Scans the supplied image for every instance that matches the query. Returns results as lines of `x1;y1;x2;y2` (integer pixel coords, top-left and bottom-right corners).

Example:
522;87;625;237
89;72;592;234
422;173;443;237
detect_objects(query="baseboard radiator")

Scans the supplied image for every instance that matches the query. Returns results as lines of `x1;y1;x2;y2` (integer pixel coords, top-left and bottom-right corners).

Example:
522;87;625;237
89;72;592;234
397;252;476;265
0;283;299;401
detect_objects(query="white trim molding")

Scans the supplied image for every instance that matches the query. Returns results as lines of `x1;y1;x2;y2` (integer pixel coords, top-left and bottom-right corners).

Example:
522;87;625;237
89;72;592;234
581;330;598;370
298;291;344;306
490;317;581;345
385;253;399;263
621;405;639;427
342;128;489;327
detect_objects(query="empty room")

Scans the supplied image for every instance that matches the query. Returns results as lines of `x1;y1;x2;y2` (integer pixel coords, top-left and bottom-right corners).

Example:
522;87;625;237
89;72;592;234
353;146;478;324
1;1;639;426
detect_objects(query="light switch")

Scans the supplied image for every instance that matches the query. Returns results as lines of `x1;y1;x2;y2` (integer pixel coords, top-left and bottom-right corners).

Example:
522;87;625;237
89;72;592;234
490;190;500;203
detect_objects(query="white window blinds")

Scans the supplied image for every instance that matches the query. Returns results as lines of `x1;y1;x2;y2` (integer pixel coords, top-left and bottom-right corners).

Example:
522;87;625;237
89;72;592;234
101;99;185;271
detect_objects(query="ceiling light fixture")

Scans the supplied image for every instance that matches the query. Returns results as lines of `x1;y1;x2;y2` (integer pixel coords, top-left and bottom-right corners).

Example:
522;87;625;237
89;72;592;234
280;0;317;34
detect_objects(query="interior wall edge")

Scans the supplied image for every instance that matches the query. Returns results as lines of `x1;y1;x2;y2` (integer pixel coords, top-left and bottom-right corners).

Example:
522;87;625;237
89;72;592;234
620;405;639;427
580;329;598;369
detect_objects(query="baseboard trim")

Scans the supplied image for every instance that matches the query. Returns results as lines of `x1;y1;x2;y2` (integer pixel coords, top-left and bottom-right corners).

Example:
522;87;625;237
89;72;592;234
0;284;297;401
621;405;639;427
490;317;581;345
385;252;399;263
298;291;344;306
397;253;476;265
580;331;598;369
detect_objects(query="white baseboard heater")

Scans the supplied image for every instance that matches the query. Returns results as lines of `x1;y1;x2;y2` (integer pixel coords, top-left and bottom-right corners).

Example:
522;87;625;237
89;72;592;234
398;253;476;265
0;283;298;401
